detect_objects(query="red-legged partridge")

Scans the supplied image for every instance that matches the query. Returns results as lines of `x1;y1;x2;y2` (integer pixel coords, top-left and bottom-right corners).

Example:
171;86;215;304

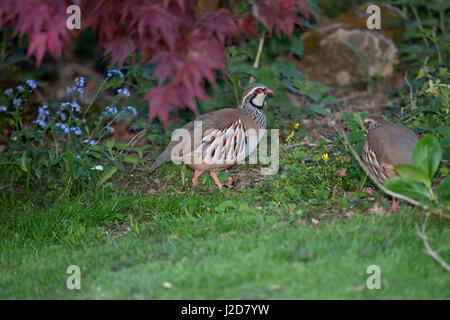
149;83;274;189
362;114;418;211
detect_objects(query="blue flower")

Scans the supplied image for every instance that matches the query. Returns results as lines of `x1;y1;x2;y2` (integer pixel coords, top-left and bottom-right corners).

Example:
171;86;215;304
107;69;124;78
117;88;130;97
35;119;46;128
83;139;96;146
70;127;82;136
16;85;25;92
106;126;115;133
66;85;84;96
105;105;118;115
26;80;37;89
60;102;71;109
0;106;7;112
13;98;22;106
71;102;81;113
38;105;49;116
123;106;137;117
75;76;85;88
56;122;69;134
4;88;13;96
56;110;67;121
33;105;49;128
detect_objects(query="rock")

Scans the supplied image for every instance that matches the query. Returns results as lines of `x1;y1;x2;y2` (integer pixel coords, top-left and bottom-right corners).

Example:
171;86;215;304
282;3;406;88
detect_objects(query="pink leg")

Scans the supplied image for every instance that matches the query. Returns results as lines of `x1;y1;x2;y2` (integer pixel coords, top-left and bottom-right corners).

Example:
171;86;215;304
209;172;223;190
389;197;401;213
192;169;200;187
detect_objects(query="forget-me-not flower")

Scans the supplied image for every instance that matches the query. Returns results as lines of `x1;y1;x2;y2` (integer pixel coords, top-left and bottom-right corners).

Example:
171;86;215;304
117;88;130;97
70;127;82;136
13;98;22;106
123;106;137;117
83;139;96;146
107;69;124;78
26;80;37;89
75;76;85;88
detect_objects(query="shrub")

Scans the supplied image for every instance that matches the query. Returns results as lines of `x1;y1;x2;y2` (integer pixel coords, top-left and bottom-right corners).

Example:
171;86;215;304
0;73;148;194
0;0;314;128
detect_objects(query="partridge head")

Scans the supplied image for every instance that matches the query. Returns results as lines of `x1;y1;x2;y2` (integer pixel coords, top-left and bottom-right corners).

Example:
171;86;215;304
149;83;274;190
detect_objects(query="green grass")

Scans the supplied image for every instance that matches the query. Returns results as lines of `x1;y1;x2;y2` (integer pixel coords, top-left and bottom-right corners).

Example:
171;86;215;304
1;142;449;299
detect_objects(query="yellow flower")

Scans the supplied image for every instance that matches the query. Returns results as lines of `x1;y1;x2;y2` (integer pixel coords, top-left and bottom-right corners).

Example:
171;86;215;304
322;153;329;161
336;155;343;161
294;123;300;130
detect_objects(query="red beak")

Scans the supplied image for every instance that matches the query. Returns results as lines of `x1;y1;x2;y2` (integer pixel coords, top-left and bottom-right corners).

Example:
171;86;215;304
265;89;274;95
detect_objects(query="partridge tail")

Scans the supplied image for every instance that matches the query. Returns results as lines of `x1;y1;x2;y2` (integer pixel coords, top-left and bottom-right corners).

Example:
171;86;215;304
149;147;172;173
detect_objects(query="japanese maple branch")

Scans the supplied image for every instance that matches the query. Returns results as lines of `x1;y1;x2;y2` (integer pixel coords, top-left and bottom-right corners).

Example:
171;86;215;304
415;213;450;272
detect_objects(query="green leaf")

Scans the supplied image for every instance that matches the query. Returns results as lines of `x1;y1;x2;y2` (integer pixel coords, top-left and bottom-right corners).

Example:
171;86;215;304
105;140;115;150
0;52;26;70
19;151;27;172
412;134;442;180
385;177;431;201
123;156;140;164
272;61;304;81
437;176;450;203
97;167;118;186
89;152;102;159
134;145;151;158
227;64;258;77
180;164;186;185
89;145;104;152
293;151;308;160
394;164;431;187
115;143;132;151
71;159;84;180
293;80;330;102
306;104;331;117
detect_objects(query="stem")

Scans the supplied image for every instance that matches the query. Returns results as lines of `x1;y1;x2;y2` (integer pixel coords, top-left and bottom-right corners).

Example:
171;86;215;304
439;10;447;37
82;78;108;119
410;3;430;48
230;76;239;107
249;35;265;84
26;166;30;196
253;36;265;69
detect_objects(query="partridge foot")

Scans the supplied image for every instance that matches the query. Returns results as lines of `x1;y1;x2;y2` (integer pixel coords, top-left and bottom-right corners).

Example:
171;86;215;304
388;197;401;213
209;172;223;190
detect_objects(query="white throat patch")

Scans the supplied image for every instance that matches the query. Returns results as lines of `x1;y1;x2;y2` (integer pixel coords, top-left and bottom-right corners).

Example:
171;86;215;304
252;93;265;107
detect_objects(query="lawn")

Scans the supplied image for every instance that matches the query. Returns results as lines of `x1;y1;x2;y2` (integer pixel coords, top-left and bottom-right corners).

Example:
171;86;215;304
1;145;449;299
